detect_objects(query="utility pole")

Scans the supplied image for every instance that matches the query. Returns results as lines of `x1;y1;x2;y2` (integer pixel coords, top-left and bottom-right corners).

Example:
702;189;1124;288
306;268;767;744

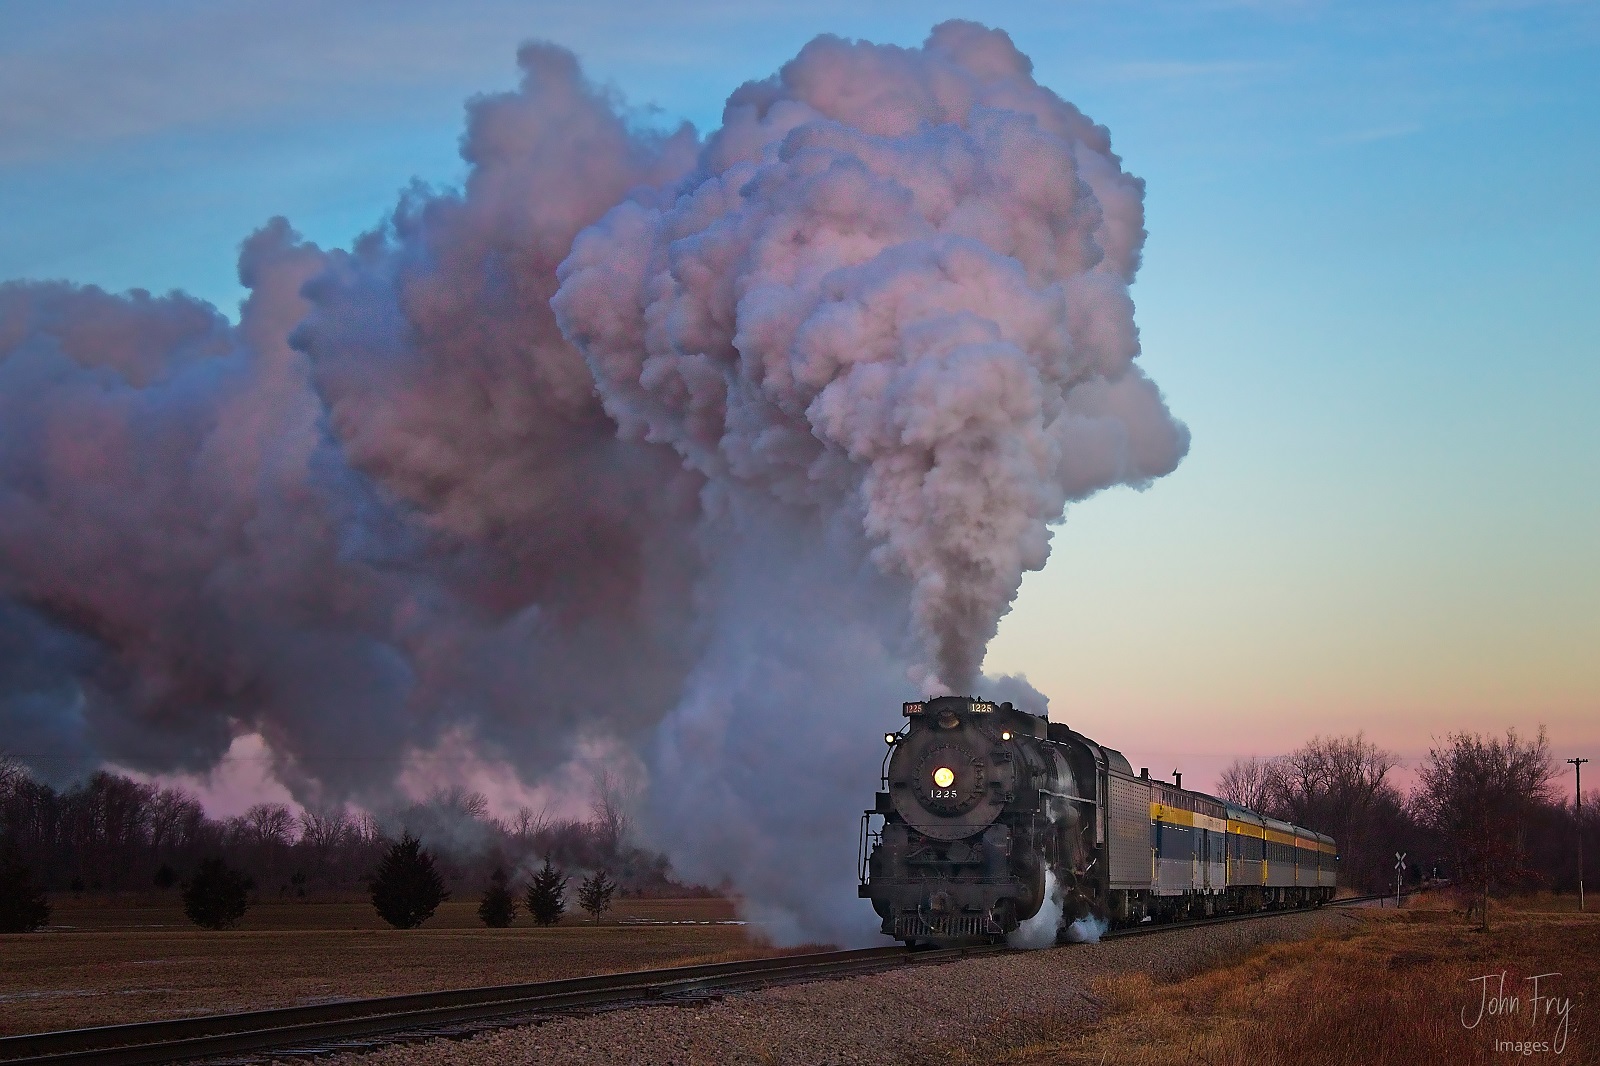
1570;758;1588;913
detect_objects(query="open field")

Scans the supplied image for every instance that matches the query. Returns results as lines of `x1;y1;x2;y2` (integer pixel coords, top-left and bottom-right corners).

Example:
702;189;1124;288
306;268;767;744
0;895;762;1036
959;893;1599;1066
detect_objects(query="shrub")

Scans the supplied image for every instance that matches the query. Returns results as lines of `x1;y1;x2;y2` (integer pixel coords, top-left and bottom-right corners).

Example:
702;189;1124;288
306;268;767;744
153;863;178;889
182;857;254;930
578;868;616;923
369;832;449;929
0;837;50;933
477;866;518;927
525;857;568;926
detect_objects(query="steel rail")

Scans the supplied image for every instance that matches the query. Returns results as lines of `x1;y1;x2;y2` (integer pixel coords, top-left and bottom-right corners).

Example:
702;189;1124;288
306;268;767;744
0;943;1001;1066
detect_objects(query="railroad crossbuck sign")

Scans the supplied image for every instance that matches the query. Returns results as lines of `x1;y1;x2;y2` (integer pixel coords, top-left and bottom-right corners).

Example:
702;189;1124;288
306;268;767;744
1396;852;1406;871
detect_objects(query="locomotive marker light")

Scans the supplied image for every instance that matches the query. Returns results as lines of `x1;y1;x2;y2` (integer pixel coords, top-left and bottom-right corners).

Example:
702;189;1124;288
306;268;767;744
1001;731;1012;741
885;733;897;745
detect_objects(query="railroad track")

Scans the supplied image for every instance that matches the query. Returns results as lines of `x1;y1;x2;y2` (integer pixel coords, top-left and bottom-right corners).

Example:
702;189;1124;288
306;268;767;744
2;892;1404;1066
0;943;1001;1066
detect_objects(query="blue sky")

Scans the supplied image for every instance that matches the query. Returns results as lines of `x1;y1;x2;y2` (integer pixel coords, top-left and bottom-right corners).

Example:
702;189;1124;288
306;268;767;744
3;0;1596;793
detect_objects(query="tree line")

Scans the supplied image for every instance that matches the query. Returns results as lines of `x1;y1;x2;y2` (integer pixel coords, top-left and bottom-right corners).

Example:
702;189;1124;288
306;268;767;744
1217;727;1596;923
0;753;693;932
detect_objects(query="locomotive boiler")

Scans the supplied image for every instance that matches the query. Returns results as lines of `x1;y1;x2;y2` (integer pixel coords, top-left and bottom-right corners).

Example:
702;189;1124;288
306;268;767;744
859;695;1337;945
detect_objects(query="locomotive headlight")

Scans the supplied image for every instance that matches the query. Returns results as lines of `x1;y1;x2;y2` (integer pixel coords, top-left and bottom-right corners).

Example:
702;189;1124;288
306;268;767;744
932;766;955;788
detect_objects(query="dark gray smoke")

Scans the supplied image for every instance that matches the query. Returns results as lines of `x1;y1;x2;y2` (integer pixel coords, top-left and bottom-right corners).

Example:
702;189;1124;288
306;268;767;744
0;22;1185;943
0;45;704;810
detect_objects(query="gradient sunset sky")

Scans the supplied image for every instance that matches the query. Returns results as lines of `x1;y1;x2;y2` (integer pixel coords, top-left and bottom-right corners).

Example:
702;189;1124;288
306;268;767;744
3;0;1595;802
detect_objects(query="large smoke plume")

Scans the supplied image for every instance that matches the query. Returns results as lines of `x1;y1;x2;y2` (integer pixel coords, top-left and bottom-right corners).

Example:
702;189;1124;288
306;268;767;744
0;22;1186;942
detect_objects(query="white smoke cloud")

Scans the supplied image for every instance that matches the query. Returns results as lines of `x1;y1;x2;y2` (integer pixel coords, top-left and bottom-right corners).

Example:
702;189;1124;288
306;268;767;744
555;20;1188;690
1064;912;1110;944
1008;867;1063;949
0;22;1185;945
638;495;915;946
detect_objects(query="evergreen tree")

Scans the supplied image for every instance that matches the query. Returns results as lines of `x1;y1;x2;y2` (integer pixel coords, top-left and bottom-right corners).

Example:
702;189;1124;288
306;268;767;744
182;857;254;930
153;863;178;890
369;832;450;929
525;857;567;926
577;868;617;923
477;866;518;927
0;836;50;933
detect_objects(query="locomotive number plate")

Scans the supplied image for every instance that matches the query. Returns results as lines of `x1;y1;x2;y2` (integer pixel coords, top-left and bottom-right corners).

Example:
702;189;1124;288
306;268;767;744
930;788;959;799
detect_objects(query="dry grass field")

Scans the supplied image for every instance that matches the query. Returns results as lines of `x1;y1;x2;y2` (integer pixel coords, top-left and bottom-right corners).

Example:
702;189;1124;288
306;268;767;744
0;894;766;1036
960;894;1598;1066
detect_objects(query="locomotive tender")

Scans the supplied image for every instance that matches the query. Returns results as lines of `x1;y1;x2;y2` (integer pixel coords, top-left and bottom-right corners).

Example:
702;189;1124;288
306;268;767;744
860;695;1337;945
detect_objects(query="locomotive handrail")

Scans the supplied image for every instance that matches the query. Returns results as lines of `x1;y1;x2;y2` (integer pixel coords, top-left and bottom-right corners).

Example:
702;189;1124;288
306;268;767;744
858;810;881;884
1038;788;1096;804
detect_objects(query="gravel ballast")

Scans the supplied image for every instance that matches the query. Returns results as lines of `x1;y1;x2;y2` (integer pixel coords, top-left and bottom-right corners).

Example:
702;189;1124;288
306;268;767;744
307;909;1361;1066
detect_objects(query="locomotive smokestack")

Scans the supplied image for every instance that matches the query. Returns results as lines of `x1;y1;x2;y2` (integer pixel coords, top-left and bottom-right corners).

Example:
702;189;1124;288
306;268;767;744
1174;771;1182;790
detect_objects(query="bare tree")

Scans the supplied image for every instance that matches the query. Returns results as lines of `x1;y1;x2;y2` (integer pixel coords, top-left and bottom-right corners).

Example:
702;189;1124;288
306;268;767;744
299;808;355;852
508;805;549;846
59;772;157;889
1218;756;1283;813
1218;735;1403;891
225;803;298;889
591;771;632;855
1414;727;1558;929
431;787;489;821
0;751;23;800
241;804;297;847
353;811;383;845
147;788;205;853
1275;734;1399;826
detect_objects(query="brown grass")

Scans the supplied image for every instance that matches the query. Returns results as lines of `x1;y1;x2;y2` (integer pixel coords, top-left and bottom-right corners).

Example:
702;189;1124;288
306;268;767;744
958;896;1598;1066
0;895;767;1036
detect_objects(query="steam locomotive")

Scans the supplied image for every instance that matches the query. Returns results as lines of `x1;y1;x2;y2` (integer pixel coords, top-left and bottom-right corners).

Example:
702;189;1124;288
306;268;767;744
859;695;1336;944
